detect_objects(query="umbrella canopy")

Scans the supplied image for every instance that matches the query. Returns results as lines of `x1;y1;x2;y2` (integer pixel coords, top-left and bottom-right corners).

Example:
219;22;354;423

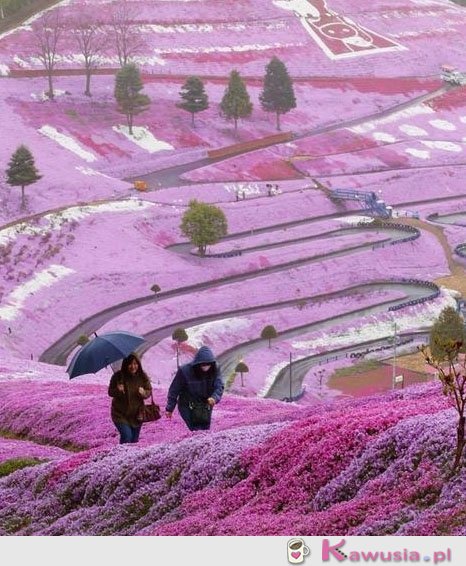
67;331;145;379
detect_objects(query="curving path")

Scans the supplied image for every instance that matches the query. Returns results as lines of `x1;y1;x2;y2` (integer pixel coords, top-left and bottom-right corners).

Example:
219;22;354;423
215;282;436;392
267;330;430;400
40;222;419;365
137;280;428;358
127;85;450;189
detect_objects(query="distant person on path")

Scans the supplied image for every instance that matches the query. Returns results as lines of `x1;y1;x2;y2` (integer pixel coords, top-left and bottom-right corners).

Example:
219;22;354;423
108;353;153;444
165;346;224;431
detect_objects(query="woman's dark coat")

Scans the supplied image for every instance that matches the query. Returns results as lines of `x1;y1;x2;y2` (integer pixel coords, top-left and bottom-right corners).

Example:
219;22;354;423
108;370;152;427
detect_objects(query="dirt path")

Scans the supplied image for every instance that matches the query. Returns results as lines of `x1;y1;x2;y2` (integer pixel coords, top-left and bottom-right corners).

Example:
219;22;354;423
136;85;449;188
385;216;466;373
0;0;61;34
398;217;466;295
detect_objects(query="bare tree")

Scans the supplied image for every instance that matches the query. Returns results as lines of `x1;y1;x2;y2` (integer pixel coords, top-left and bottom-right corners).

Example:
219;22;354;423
73;13;107;96
0;1;8;20
110;0;144;68
421;341;466;475
32;9;63;100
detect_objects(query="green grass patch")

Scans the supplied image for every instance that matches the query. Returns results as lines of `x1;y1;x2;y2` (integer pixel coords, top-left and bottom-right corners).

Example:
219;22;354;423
0;457;45;478
64;108;79;119
0;428;85;452
225;370;236;390
332;359;383;379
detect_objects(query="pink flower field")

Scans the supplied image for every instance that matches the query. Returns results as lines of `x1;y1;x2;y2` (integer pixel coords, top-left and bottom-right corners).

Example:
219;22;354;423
1;0;466;538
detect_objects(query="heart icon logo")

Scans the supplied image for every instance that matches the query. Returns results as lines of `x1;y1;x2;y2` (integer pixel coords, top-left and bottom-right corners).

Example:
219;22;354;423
291;551;301;559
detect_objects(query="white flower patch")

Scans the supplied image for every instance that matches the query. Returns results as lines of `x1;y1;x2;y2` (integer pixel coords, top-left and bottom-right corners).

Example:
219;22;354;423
292;289;458;352
0;64;9;76
420;140;462;152
348;105;434;135
429;119;456;131
399;124;428;137
259;360;289;397
141;23;214;34
405;148;430;159
0;265;74;321
12;55;30;68
460;116;466;124
223;182;264;196
38;125;97;162
411;0;452;6
0;0;72;41
75;166;114;179
0;201;156;246
112;126;173;153
186;318;252;349
339;216;374;226
373;132;397;143
134;55;166;67
31;89;67;101
152;41;300;56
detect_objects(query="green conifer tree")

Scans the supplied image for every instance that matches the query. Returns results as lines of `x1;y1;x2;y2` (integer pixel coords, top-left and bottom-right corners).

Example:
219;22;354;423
260;57;296;131
114;63;150;135
6;145;42;208
220;70;252;133
178;76;209;127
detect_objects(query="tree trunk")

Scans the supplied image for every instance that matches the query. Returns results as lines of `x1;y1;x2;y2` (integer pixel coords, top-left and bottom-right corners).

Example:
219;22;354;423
176;343;180;368
452;415;466;473
191;112;195;127
241;373;244;387
268;338;271;348
234;117;238;133
47;72;54;100
21;185;25;208
276;111;281;131
199;244;206;256
128;113;133;135
85;69;92;96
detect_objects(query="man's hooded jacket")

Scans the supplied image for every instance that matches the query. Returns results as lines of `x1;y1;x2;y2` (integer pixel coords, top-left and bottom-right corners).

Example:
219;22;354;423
166;346;224;412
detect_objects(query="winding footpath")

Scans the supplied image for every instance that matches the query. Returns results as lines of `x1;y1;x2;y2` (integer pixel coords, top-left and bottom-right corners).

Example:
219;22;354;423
0;77;460;393
41;222;419;365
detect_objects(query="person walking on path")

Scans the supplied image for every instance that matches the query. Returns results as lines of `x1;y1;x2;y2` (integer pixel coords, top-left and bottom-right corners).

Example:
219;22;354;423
108;353;152;444
165;345;224;431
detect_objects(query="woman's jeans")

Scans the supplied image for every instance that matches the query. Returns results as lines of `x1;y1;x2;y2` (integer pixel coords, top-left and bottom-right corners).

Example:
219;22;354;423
115;422;141;444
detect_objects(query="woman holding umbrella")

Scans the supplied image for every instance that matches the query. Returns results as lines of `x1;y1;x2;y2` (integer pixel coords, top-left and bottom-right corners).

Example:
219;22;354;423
108;353;152;444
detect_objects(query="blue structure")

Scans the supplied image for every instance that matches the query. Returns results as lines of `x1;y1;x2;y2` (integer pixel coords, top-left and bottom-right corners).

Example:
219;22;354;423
331;189;392;219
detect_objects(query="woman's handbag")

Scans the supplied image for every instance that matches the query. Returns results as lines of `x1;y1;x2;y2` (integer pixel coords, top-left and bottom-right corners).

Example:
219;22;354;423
138;392;161;423
188;399;212;425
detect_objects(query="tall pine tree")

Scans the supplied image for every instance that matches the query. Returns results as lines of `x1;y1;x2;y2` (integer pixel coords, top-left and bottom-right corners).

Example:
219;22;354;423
178;76;209;127
220;70;252;133
6;145;42;208
260;57;296;131
114;63;150;135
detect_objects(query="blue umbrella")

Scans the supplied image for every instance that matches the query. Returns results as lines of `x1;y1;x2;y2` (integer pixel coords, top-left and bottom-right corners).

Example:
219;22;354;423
67;331;145;379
